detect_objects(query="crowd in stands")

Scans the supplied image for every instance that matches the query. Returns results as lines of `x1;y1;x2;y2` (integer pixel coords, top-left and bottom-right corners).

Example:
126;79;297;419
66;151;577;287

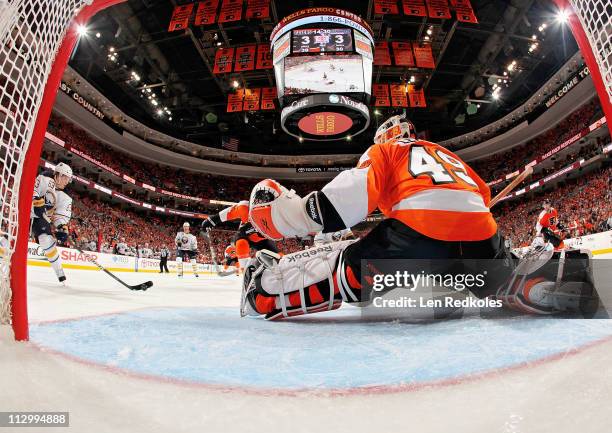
494;165;612;247
471;98;603;182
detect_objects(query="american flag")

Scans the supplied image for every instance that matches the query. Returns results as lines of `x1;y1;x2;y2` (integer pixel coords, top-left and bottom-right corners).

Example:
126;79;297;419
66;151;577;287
222;136;240;151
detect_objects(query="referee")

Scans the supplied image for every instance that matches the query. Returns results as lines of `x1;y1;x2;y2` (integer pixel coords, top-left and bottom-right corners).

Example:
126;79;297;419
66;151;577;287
159;244;170;273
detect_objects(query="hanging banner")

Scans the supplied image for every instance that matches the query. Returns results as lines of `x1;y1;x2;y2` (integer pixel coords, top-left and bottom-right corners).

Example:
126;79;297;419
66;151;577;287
219;0;243;23
374;0;399;14
373;84;391;107
243;88;261;111
195;0;219;26
374;41;392;66
413;44;435;68
426;0;451;19
407;84;427;107
256;44;273;69
246;0;270;19
227;89;244;112
402;0;427;16
390;84;408;107
168;4;194;32
450;0;478;23
261;87;276;110
392;41;414;67
213;47;235;74
234;45;256;71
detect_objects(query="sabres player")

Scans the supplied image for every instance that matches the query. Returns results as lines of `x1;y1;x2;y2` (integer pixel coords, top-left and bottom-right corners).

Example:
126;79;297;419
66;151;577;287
175;222;199;277
241;114;597;319
31;162;73;284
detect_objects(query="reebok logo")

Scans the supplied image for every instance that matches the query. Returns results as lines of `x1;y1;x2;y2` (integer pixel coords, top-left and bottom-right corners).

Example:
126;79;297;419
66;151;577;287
287;245;332;262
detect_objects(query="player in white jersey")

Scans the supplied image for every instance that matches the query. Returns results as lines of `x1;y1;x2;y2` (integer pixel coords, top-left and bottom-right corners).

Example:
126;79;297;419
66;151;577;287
175;222;199;277
115;237;130;255
31;163;73;284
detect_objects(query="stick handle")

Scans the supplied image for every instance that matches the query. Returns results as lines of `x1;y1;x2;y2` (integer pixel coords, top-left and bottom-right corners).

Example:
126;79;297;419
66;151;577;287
490;166;533;208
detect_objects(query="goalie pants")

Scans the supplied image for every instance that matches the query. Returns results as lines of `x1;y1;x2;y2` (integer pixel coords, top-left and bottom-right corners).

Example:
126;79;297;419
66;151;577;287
250;218;514;318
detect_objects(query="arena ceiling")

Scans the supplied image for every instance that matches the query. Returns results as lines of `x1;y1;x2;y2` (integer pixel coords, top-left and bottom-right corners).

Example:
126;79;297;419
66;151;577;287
68;0;579;155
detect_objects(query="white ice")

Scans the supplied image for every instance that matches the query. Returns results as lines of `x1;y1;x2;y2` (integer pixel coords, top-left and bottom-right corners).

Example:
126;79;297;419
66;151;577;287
1;264;612;433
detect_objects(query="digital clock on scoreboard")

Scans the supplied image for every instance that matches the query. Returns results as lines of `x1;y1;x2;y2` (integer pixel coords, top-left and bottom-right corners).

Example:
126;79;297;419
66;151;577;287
291;28;353;53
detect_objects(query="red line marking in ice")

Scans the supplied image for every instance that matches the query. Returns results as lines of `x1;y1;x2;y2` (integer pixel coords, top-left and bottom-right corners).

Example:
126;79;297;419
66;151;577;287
28;328;612;398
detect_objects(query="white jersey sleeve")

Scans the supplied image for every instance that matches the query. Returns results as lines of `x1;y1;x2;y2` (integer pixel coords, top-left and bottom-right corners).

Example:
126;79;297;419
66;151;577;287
53;190;72;227
31;174;56;220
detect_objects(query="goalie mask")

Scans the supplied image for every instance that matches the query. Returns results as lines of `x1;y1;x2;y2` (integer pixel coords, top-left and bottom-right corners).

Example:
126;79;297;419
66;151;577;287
373;114;416;144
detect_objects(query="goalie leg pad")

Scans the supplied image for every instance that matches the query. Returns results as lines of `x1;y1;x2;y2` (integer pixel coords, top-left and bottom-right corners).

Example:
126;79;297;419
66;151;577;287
242;240;359;319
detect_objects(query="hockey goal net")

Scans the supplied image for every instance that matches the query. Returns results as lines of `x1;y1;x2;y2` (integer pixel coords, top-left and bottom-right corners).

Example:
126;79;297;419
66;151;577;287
0;0;610;341
0;0;122;341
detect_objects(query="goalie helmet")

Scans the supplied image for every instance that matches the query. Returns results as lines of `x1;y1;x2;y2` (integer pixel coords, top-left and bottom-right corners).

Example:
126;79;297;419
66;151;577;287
373;113;416;144
54;162;73;181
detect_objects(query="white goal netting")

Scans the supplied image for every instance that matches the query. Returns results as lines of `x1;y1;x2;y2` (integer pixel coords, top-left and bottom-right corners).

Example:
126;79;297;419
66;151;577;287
0;0;93;325
568;0;612;101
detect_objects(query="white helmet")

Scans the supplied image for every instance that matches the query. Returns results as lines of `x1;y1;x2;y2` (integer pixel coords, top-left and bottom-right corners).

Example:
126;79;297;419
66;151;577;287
183;222;190;228
373;113;416;144
54;162;73;181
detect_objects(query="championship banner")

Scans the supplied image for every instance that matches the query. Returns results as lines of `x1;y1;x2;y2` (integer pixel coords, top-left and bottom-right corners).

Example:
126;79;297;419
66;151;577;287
218;0;243;23
426;0;451;19
168;4;194;32
374;41;392;66
243;88;261;111
392;41;415;67
407;84;426;107
227;89;244;112
194;0;219;26
213;47;234;74
256;43;273;69
234;45;256;71
450;0;478;23
390;84;408;107
413;44;435;68
372;84;391;106
374;0;399;15
260;87;276;110
402;0;427;16
245;0;270;19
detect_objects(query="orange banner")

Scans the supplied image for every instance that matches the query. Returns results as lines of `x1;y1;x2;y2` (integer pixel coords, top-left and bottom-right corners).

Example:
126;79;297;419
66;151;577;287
373;84;391;107
408;84;427;107
426;0;451;19
168;4;194;32
219;0;242;23
235;45;256;71
246;0;270;19
450;0;478;23
413;44;435;68
195;0;219;26
261;87;276;110
374;0;399;14
227;89;244;112
374;41;392;66
390;84;408;107
402;0;427;16
256;44;273;69
392;42;414;67
213;47;234;74
243;88;261;111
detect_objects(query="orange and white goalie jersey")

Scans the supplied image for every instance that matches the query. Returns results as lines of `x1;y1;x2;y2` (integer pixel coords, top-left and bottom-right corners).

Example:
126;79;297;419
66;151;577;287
535;208;559;234
218;200;249;225
321;138;497;241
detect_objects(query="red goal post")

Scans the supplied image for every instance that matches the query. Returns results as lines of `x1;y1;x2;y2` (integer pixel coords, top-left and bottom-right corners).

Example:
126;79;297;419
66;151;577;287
0;0;124;341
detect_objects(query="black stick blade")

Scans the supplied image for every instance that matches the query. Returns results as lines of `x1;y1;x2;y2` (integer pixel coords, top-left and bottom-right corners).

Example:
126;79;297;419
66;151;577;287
130;281;153;291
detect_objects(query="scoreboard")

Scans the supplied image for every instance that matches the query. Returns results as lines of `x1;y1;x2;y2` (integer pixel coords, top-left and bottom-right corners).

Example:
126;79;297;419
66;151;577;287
291;28;353;53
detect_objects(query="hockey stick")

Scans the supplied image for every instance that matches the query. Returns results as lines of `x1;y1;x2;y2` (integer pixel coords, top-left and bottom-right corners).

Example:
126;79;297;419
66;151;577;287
203;228;237;277
68;239;152;291
490;166;533;208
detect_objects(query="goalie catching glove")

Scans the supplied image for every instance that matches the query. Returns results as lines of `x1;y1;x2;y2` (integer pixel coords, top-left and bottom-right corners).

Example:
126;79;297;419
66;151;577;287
249;179;323;241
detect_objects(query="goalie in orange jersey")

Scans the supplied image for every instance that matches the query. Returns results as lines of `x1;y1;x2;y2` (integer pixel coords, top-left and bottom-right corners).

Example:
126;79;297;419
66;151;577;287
240;114;599;319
